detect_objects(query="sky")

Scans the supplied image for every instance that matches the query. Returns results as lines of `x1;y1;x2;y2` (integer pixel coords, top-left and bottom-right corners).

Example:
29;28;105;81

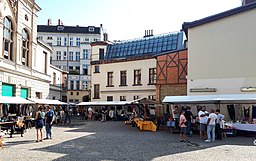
36;0;242;41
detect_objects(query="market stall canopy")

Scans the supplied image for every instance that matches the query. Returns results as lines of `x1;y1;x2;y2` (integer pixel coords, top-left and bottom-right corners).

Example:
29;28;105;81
77;101;131;106
163;94;256;104
0;96;34;104
28;98;67;105
78;98;158;106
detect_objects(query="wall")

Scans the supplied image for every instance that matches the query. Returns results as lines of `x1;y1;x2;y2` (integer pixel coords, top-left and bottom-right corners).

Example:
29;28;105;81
187;8;256;95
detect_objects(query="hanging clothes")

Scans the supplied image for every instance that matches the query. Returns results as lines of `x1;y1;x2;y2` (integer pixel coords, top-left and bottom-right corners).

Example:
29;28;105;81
243;106;250;118
227;105;236;120
252;105;256;119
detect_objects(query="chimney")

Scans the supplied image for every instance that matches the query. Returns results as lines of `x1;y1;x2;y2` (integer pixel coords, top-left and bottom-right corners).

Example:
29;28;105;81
242;0;256;5
144;29;154;38
103;33;108;41
58;19;61;25
47;19;52;26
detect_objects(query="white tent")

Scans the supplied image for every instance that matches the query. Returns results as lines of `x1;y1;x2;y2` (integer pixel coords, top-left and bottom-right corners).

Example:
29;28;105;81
28;98;67;105
0;96;34;104
77;101;130;106
163;94;256;104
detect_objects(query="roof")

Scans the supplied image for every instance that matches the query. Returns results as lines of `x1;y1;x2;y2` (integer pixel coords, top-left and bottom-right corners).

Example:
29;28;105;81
182;2;256;36
163;94;256;104
28;98;67;105
37;25;101;34
104;32;184;60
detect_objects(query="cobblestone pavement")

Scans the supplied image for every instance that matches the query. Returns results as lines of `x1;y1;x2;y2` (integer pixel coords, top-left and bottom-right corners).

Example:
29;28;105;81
1;119;256;161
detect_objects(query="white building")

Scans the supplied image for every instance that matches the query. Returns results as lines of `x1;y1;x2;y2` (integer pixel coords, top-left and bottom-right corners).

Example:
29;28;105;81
182;2;256;95
91;31;184;102
0;0;51;99
49;64;68;101
37;21;101;103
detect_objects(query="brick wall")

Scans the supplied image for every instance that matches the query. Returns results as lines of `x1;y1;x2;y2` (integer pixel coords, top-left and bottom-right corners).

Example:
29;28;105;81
158;84;187;102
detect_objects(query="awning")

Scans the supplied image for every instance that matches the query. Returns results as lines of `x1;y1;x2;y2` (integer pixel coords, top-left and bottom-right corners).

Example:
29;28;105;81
77;101;131;106
28;98;67;105
0;96;34;104
78;98;157;106
163;94;256;104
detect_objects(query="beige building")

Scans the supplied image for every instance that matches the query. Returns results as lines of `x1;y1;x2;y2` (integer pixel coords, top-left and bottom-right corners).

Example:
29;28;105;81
91;31;184;102
0;0;51;99
182;2;256;95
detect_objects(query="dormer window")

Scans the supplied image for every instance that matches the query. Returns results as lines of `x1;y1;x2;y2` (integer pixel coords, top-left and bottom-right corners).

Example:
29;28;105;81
89;27;95;32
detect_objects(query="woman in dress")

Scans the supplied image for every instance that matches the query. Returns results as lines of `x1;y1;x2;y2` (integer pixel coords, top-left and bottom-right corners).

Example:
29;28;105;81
35;106;44;142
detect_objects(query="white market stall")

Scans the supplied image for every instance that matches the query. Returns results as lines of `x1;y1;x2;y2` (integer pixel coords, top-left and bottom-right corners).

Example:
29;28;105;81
163;94;256;132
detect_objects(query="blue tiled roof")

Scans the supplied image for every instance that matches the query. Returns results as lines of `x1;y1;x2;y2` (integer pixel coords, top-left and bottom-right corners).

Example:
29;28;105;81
105;32;183;60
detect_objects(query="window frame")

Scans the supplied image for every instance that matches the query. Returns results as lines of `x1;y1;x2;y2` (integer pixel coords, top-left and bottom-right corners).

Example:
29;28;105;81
120;70;127;86
3;17;14;61
148;68;156;85
21;29;30;66
107;72;114;87
133;69;142;86
94;84;100;99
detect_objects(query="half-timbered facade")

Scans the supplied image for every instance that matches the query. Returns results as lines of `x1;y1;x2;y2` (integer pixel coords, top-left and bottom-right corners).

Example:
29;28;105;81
155;49;188;102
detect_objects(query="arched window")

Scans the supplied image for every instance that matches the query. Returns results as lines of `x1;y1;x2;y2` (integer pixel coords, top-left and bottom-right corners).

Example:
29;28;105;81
3;17;14;61
22;29;30;66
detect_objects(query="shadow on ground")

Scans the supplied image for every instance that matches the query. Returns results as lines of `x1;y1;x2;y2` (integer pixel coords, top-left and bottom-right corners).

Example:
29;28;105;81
28;119;256;161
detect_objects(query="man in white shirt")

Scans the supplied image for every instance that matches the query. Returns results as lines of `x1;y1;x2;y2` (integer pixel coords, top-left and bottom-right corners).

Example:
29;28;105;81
215;109;225;140
198;106;208;139
205;109;217;142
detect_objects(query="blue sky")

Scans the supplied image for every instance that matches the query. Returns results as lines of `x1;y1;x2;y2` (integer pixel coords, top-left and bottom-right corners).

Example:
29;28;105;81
36;0;241;41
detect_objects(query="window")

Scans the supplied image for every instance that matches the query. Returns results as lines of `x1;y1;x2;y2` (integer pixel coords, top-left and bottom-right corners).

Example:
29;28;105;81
69;99;74;102
148;95;156;101
75;99;79;103
93;38;98;42
120;96;126;101
107;72;114;87
71;92;73;95
76;92;79;95
69;37;73;46
76;81;80;90
76;38;80;46
47;43;52;46
94;84;100;99
70;80;74;90
76;52;80;61
85;38;89;43
3;17;14;61
120;71;127;86
69;51;73;60
38;36;43;40
56;51;61;60
95;66;100;73
47;36;53;40
83;81;88;90
99;48;104;60
134;69;141;85
149;68;156;84
64;37;67;46
57;37;61;46
107;96;113;101
63;51;67;60
50;56;52;64
53;72;56;85
133;96;140;100
83;68;88;75
36;92;42;99
22;29;29;66
69;66;73;71
44;52;47;74
76;66;80;74
83;49;88;59
89;27;95;32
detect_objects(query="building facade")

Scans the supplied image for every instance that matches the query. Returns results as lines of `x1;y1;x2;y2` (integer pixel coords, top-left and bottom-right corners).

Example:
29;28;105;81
49;64;68;101
182;2;256;95
0;0;51;99
91;31;184;102
155;49;188;103
37;21;101;103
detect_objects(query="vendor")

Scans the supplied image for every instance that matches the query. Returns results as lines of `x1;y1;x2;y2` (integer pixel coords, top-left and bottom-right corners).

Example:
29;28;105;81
172;105;180;131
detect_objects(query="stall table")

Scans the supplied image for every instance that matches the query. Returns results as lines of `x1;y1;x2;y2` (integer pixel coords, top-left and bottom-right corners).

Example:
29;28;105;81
134;118;157;132
225;123;256;132
0;122;16;137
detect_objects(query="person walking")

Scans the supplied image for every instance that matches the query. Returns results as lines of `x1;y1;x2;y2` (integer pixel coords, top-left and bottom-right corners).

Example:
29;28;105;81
88;107;93;120
205;109;217;142
215;109;225;140
35;106;44;142
44;106;54;139
101;107;107;122
185;106;193;137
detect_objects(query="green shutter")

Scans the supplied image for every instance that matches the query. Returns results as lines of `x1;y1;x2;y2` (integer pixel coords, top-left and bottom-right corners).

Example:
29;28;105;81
20;88;28;98
2;84;14;96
